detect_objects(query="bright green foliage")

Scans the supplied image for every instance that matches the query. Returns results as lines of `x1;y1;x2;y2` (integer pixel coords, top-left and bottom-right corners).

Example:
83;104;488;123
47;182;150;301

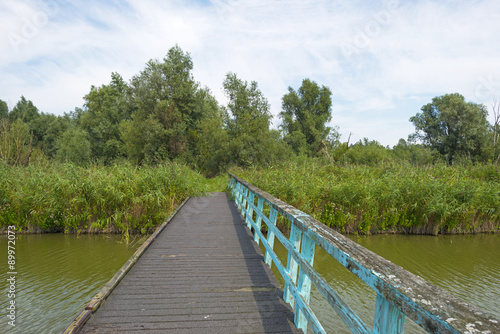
56;127;91;166
410;93;491;163
190;92;230;176
8;96;39;123
0;118;31;165
0;100;8;119
280;79;333;155
39;114;71;158
29;113;72;155
80;72;130;162
223;72;278;167
392;139;436;165
0;161;207;232
124;46;201;162
8;96;46;149
232;159;500;235
340;138;391;165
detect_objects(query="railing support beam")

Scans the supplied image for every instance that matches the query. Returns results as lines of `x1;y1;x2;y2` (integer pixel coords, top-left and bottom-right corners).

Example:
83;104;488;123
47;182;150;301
252;196;262;244
264;207;277;268
296;233;315;332
373;293;405;334
228;172;500;334
284;222;302;308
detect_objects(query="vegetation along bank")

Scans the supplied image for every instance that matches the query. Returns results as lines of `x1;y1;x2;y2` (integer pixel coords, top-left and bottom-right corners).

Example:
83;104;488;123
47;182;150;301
1;45;499;235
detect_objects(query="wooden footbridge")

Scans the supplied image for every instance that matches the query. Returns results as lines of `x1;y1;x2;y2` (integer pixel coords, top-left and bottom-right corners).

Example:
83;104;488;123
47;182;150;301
64;174;500;334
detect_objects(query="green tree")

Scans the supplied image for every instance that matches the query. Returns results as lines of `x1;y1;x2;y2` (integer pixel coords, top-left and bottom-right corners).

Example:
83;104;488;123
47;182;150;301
343;138;391;165
0;100;8;119
184;87;230;176
80;72;130;162
193;106;229;176
392;139;436;165
7;96;49;152
280;79;333;155
9;96;39;123
39;114;72;158
56;127;91;165
410;93;491;163
0;118;32;165
492;102;500;165
124;45;200;162
223;72;274;167
27;113;73;156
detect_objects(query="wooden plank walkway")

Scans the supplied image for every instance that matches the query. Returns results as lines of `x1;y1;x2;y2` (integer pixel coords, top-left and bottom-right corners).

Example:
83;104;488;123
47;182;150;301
81;192;301;334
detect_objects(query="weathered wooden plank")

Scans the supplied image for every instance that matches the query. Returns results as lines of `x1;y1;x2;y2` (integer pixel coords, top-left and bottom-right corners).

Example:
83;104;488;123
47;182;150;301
83;320;299;333
77;193;300;334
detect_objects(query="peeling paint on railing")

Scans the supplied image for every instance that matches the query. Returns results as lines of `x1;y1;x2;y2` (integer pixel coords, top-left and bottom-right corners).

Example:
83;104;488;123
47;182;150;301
228;172;500;334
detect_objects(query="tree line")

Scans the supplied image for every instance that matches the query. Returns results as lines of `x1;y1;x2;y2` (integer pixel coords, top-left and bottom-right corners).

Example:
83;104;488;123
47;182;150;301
1;45;499;175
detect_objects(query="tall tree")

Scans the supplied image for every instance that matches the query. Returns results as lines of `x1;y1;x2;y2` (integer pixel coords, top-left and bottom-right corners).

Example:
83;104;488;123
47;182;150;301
80;72;130;162
33;114;71;158
280;79;333;155
185;87;229;176
492;102;500;165
0;100;8;119
123;45;200;162
9;96;39;123
8;96;44;150
410;93;491;163
223;72;273;167
56;127;91;166
0;118;33;166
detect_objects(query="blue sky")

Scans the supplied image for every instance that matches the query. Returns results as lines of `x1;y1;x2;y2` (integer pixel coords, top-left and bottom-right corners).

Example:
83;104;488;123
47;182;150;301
1;0;499;146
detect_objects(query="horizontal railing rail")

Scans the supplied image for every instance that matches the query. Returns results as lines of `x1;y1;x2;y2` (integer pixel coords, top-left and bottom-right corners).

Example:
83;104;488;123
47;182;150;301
228;172;500;334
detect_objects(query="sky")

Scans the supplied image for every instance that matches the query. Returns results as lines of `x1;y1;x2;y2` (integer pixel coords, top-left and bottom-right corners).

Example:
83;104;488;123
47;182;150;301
1;0;499;147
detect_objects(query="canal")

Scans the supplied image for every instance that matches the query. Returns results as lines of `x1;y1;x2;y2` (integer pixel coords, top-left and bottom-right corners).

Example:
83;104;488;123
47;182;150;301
265;233;500;333
0;233;498;333
0;234;142;334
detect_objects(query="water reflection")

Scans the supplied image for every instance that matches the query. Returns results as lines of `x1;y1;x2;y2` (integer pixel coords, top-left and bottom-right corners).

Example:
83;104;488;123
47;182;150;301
0;234;142;334
263;234;500;333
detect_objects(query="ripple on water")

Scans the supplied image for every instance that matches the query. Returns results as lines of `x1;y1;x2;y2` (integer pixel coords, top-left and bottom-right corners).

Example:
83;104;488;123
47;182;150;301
0;234;140;334
267;233;500;333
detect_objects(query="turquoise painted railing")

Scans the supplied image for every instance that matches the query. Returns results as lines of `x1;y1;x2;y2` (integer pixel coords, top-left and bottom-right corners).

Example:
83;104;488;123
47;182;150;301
228;173;500;334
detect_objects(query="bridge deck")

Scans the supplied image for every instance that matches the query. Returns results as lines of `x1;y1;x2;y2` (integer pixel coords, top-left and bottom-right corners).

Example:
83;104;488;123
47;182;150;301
81;192;300;334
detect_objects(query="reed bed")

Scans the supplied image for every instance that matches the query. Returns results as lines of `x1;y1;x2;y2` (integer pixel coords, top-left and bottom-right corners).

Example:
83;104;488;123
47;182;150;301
231;160;500;235
0;161;207;234
2;159;498;236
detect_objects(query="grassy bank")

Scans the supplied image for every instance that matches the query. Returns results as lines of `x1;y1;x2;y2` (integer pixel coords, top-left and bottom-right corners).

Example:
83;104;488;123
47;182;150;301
0;161;223;234
3;159;499;236
231;160;500;235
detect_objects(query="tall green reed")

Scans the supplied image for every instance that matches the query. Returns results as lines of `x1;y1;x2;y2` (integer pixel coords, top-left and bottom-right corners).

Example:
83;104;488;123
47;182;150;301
0;161;206;235
231;160;500;235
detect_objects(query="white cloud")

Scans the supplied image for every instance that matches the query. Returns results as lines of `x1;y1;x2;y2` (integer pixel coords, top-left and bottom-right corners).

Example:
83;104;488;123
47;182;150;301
0;0;499;146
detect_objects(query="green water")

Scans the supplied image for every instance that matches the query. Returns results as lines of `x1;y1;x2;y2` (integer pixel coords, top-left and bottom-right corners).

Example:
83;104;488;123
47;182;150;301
0;233;498;334
0;234;142;334
265;234;500;333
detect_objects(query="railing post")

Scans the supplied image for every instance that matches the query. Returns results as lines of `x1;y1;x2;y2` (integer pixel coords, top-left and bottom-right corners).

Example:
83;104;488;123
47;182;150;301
373;293;405;334
284;221;302;308
264;207;278;268
295;233;315;333
253;197;263;244
241;187;248;218
247;192;255;231
235;182;242;210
